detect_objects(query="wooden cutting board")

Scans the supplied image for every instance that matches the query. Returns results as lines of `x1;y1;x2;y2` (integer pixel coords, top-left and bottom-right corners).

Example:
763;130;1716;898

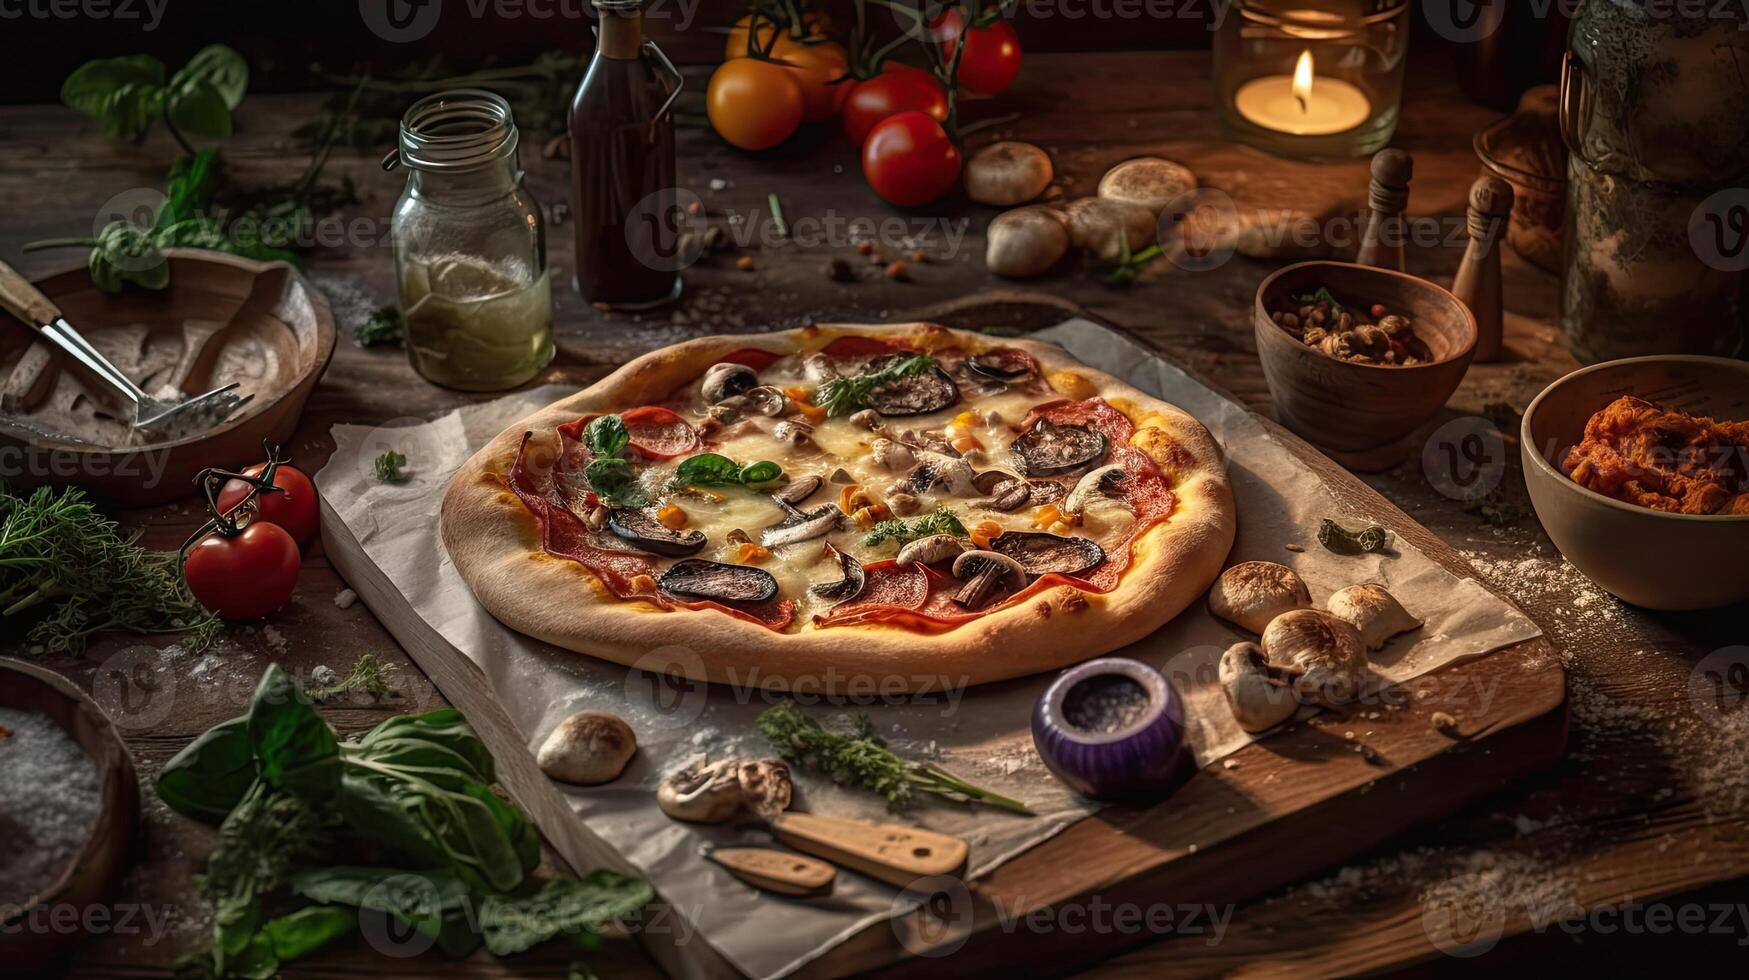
322;297;1565;980
780;298;1569;978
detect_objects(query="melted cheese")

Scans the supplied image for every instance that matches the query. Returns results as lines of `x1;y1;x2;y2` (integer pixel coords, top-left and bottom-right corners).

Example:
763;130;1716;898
602;350;1139;627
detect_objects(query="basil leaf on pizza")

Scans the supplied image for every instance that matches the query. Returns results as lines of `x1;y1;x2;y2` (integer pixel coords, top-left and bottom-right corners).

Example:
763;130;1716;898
585;415;629;458
674;453;785;490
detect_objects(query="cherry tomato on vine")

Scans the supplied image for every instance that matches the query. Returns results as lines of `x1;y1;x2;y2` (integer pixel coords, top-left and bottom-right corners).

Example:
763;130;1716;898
707;58;805;151
217;462;319;547
184;521;301;620
722;12;834;61
930;9;1023;96
771;38;852;123
841;65;950;145
863;111;962;207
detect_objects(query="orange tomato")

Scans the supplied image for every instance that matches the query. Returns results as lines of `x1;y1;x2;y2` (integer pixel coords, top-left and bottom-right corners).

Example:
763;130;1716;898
771;38;851;123
707;58;804;150
723;12;833;60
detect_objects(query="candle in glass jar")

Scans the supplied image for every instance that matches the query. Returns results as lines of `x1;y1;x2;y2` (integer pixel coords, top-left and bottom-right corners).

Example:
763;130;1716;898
1234;49;1371;136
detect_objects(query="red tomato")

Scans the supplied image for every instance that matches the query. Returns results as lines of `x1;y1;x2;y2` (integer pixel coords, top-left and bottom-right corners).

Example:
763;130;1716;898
217;463;319;547
620;406;700;459
184;521;302;620
930;9;1023;96
841;66;949;145
862;111;963;208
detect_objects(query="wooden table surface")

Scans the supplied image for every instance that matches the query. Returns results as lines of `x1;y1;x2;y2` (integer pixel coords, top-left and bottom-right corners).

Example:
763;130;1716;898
4;50;1747;977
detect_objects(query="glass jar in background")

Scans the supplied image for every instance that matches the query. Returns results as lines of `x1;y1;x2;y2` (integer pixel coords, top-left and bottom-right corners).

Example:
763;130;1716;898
386;90;555;391
1558;3;1749;363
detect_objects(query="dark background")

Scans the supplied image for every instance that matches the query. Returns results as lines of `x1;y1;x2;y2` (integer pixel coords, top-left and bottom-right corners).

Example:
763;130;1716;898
3;1;1569;107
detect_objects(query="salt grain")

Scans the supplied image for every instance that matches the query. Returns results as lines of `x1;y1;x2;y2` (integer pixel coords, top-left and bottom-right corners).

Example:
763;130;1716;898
0;708;102;903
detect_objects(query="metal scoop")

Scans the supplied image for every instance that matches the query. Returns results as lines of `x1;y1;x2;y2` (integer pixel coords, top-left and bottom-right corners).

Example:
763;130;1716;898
0;259;250;436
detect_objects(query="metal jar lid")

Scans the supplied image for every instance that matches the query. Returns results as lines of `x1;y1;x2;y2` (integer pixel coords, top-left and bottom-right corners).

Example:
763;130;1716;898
381;89;519;173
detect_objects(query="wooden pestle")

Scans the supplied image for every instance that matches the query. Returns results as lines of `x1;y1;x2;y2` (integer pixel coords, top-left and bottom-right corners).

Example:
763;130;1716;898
1356;149;1413;271
1452;175;1514;362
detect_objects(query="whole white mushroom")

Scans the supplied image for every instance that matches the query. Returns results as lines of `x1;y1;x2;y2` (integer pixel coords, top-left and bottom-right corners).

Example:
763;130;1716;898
986;206;1069;279
1097;157;1197;215
536;712;637;785
964;141;1054;206
1261;608;1370;708
1062;197;1158;264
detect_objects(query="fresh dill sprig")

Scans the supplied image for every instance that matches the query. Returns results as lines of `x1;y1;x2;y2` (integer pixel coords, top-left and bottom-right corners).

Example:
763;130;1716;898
863;507;967;548
814;354;936;417
373;450;409;484
0;483;221;655
758;702;1032;815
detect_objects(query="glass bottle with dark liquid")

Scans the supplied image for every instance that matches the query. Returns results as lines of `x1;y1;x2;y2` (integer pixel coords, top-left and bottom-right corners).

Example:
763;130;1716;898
569;0;684;308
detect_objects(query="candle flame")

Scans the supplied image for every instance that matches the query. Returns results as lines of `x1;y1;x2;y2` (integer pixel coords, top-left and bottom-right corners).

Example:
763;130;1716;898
1292;49;1314;114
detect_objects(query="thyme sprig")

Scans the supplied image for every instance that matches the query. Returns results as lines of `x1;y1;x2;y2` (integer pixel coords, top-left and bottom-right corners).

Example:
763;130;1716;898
814;353;936;417
758;702;1033;815
0;483;220;655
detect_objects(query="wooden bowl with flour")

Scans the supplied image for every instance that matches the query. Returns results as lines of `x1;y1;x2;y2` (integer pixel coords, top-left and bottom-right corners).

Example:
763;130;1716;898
0;250;336;505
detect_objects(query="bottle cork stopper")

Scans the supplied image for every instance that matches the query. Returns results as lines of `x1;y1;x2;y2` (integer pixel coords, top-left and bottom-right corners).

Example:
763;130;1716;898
1470;175;1515;216
1370;149;1414;189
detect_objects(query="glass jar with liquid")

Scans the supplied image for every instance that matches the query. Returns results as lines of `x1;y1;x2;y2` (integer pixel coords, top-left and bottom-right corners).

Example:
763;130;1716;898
387;89;554;390
569;0;685;308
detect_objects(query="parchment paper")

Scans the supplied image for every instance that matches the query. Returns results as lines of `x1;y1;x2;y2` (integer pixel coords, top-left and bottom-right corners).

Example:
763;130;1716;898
315;319;1541;978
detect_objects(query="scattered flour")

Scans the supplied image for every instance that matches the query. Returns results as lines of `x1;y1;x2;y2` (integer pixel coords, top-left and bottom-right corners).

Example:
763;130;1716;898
0;708;102;902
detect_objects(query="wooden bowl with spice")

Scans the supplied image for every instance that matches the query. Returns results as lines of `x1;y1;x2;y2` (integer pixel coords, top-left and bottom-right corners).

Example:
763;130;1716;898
0;658;141;973
1521;355;1749;610
1254;261;1478;472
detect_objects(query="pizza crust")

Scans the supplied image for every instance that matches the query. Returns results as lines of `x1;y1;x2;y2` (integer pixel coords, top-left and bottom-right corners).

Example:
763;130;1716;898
440;323;1235;692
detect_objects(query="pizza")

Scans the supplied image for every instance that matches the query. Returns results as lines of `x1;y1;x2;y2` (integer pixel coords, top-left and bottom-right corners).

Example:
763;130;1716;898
441;323;1235;691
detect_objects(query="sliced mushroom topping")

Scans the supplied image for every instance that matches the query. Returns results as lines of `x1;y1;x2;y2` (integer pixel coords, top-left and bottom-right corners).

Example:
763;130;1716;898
870;438;915;472
760;503;843;548
772;419;814;446
904;451;977;496
896;533;966;566
1063;463;1127;518
659;559;779;603
865;361;959;417
988;530;1106;576
810;543;866;602
801;353;838;384
607;509;708;558
741;385;788;417
950;550;1029;610
968;348;1035;380
702;363;758;403
1011;420;1108;476
849;409;883;431
771;474;823;509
